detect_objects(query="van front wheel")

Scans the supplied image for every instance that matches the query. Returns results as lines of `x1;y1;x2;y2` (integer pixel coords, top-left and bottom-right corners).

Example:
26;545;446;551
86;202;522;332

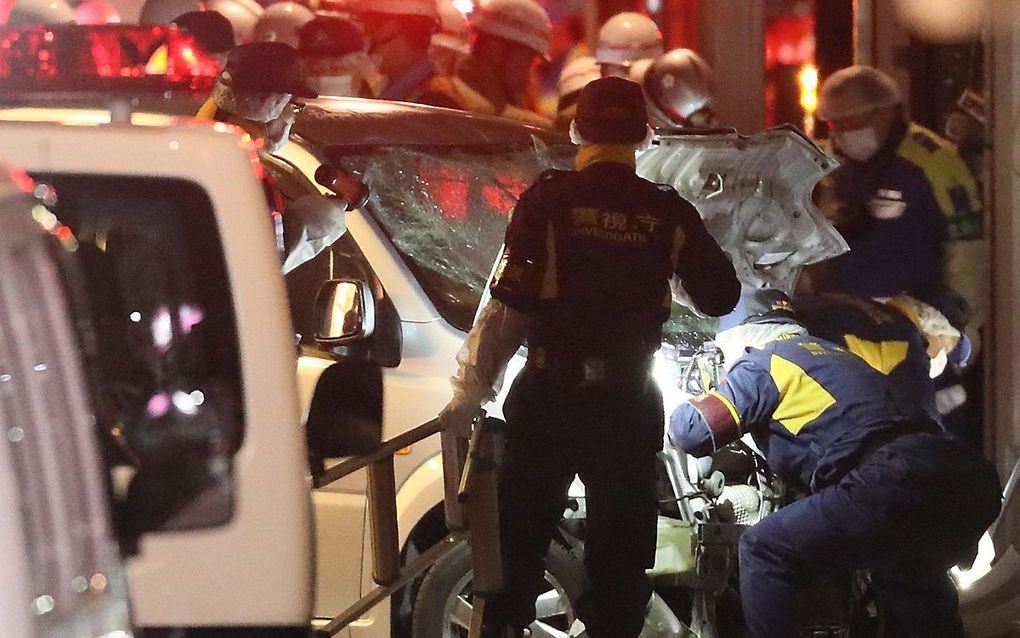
411;540;586;638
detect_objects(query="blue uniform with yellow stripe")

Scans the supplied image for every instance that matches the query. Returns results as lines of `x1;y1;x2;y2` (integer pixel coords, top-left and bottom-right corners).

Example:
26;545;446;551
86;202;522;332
671;333;925;490
669;332;1000;638
792;293;938;425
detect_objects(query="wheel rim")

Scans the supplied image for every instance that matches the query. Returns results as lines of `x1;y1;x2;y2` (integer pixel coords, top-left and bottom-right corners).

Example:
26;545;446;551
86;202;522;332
441;568;577;638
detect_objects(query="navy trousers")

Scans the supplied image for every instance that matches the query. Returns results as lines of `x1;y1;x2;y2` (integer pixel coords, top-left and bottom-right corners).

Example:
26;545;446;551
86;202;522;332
483;365;663;638
738;433;1000;638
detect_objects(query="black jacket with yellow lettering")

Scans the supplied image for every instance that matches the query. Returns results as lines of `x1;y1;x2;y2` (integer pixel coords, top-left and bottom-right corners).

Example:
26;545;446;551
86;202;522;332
490;159;739;360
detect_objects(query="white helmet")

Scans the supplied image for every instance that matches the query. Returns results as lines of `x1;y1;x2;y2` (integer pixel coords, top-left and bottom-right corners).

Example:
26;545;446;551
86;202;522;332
469;0;551;56
8;0;74;23
139;0;200;24
557;55;599;98
643;48;717;126
348;0;439;21
817;65;902;121
207;0;263;43
431;0;469;56
252;1;314;48
596;12;663;66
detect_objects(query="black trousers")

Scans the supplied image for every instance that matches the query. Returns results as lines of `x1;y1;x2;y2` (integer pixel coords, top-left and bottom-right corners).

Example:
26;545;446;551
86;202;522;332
483;365;663;638
739;433;1001;638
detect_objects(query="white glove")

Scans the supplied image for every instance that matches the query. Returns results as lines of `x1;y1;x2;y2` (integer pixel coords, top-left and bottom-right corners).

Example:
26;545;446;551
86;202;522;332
439;392;480;438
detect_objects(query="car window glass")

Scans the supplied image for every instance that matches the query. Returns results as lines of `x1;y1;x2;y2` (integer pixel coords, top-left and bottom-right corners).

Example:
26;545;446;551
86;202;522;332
31;174;243;528
333;142;575;331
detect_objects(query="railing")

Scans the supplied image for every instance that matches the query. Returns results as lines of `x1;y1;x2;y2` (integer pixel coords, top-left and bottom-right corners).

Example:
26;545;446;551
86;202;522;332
311;417;502;637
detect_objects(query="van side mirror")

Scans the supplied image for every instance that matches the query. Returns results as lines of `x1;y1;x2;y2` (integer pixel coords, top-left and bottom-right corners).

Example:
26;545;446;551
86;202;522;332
314;279;375;345
305;359;383;469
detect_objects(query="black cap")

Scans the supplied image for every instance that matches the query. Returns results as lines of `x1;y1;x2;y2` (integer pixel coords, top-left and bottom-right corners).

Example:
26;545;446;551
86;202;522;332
173;10;235;55
299;15;368;59
742;289;800;325
574;76;648;144
222;41;318;97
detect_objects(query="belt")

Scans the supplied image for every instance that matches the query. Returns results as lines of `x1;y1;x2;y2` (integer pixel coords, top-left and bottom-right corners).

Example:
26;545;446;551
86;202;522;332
855;420;941;466
526;349;653;387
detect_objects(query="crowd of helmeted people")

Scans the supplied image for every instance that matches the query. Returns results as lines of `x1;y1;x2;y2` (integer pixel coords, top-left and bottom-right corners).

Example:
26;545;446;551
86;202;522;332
6;0;725;133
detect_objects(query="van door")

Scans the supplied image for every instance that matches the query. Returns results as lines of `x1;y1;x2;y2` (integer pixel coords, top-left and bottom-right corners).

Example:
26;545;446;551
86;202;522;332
0;176;132;638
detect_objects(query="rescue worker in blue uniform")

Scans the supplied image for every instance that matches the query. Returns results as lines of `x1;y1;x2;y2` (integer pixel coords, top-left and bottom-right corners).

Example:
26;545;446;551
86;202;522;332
670;305;1000;638
815;65;983;314
789;291;940;424
439;77;740;638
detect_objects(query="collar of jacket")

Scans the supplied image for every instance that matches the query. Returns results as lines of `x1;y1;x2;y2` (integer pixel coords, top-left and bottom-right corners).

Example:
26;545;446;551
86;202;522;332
196;96;218;121
574;144;637;170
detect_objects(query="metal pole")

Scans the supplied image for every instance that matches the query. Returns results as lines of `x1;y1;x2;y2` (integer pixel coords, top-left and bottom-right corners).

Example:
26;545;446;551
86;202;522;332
368;456;400;586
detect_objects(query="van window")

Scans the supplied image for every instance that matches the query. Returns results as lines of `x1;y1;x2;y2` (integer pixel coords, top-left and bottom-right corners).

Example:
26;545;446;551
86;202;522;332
33;174;243;527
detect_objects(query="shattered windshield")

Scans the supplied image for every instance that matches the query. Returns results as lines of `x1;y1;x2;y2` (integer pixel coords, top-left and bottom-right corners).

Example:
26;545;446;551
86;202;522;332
332;141;574;331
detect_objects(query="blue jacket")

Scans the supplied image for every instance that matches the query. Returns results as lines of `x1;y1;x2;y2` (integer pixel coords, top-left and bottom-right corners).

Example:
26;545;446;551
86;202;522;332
827;121;979;304
669;334;929;491
792;294;938;424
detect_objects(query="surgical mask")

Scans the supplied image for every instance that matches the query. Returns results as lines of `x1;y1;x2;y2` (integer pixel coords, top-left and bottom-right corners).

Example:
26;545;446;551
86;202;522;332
309;75;355;97
833;127;882;162
263;113;294;153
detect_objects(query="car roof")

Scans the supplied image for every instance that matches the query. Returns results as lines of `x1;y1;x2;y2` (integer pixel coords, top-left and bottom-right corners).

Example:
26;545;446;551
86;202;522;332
294;96;570;148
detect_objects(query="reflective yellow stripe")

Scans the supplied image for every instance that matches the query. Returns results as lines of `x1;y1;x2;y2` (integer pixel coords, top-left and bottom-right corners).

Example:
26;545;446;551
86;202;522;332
843;335;909;375
768;354;837;435
708;391;740;428
540;221;558;299
897;124;982;219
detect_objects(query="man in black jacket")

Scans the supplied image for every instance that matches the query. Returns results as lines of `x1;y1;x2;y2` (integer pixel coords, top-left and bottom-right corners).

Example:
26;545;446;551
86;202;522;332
439;77;740;638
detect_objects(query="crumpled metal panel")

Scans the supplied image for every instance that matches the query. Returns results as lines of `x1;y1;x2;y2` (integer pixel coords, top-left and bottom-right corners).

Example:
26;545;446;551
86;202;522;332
637;125;848;293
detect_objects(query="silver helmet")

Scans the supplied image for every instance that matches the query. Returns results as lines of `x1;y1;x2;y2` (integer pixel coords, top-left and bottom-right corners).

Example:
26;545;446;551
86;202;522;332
643;48;717;128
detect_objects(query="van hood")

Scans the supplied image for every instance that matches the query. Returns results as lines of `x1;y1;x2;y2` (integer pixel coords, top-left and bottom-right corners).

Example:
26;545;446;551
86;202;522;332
636;126;848;293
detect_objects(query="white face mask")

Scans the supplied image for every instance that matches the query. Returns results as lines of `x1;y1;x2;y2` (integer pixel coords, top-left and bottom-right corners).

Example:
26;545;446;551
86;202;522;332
309;75;355;97
833;127;882;162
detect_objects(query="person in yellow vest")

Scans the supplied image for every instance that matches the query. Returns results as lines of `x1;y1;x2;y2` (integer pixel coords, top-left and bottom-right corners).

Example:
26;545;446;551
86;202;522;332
195;41;316;152
420;0;553;127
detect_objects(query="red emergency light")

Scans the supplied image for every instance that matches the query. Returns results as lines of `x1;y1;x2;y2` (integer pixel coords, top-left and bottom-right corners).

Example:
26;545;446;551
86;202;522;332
0;24;219;94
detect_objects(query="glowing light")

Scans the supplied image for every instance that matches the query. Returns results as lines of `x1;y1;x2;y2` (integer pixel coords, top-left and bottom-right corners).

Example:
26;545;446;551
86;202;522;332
178;304;205;333
172;390;198;415
151;306;173;350
189;390;205;406
452;0;473;15
952;531;995;590
31;595;54;615
146;393;170;418
90;573;108;592
129;311;142;323
798;63;819;113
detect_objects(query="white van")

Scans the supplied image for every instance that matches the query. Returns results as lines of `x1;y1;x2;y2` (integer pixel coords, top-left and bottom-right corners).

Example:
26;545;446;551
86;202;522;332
0;118;317;636
0;164;133;638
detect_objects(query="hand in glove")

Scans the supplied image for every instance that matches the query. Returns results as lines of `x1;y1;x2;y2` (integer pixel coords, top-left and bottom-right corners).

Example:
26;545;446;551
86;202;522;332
439;392;480;438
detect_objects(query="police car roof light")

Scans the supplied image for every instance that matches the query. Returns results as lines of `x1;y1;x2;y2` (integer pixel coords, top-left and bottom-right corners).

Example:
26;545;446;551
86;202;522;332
0;24;219;96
